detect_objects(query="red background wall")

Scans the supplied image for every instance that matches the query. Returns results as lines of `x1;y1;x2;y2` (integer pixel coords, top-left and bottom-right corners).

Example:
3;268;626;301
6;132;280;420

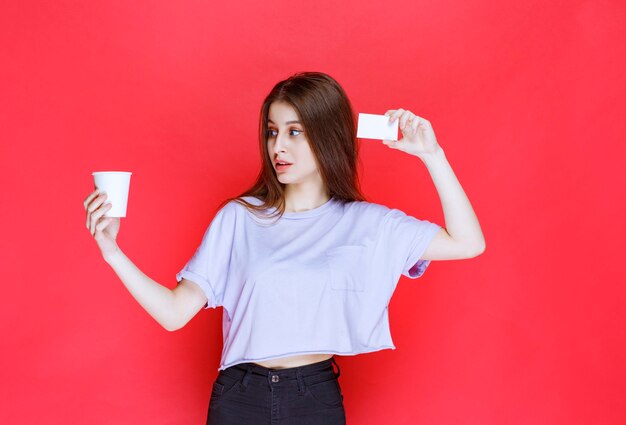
1;1;624;424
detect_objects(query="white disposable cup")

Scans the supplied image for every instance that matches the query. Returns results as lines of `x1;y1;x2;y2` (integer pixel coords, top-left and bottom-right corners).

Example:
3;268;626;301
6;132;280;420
92;171;132;218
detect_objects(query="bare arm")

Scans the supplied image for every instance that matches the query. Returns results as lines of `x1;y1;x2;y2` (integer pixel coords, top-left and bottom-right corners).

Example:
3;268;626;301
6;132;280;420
84;188;208;330
419;147;485;260
383;108;486;260
105;249;208;331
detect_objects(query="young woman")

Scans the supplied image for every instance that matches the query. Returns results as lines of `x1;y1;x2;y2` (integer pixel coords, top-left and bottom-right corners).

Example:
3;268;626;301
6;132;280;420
83;72;485;425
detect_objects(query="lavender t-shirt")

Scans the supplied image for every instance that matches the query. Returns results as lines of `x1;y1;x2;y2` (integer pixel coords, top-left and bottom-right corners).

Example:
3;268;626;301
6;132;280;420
176;196;441;371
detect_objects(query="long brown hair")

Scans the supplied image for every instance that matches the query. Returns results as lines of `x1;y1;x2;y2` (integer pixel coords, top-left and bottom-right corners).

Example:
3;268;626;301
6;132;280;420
219;71;366;220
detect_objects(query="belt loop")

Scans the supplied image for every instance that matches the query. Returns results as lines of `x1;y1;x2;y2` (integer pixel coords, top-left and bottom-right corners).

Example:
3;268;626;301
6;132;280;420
240;363;253;392
331;356;341;378
296;366;305;395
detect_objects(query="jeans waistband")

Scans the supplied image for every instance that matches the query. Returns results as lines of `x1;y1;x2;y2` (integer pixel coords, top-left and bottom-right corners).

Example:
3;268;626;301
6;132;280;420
233;356;338;377
221;356;341;391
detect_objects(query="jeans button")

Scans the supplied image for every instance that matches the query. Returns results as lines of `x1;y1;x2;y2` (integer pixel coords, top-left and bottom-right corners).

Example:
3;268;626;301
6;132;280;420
271;375;279;383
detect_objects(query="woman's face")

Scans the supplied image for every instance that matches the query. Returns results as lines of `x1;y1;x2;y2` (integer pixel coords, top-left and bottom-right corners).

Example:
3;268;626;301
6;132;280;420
266;101;322;188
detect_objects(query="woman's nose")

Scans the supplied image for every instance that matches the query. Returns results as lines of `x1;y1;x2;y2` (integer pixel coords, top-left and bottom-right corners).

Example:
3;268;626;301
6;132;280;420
273;133;287;152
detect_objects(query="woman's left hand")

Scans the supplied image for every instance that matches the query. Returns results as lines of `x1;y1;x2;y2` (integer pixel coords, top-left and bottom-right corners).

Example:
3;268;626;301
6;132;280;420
382;108;441;158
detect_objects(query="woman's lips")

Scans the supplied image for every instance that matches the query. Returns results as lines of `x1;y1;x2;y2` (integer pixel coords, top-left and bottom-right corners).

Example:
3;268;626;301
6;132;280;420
276;163;292;172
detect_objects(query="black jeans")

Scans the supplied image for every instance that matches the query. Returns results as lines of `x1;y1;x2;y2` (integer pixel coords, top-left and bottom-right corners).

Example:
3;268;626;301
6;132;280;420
207;356;346;425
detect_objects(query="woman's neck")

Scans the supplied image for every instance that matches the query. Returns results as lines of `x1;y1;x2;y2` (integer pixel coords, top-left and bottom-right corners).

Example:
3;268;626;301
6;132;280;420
283;186;330;213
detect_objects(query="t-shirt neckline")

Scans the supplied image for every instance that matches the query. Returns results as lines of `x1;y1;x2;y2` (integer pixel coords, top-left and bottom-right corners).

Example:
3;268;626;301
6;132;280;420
278;196;337;219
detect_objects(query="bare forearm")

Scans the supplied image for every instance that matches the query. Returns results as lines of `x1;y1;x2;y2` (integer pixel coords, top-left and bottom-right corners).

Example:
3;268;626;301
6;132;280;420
420;147;485;252
104;249;180;331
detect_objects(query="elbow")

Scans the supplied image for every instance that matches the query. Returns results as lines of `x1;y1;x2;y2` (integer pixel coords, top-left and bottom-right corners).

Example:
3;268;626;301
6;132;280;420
162;322;179;332
162;318;184;332
456;237;485;259
466;239;486;258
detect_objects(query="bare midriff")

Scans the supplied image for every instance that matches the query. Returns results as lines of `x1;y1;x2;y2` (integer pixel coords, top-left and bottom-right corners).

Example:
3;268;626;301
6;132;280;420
252;353;334;369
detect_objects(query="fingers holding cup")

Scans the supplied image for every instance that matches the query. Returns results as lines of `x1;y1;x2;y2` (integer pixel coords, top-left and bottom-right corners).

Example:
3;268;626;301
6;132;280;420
86;192;107;230
90;201;112;237
83;188;100;211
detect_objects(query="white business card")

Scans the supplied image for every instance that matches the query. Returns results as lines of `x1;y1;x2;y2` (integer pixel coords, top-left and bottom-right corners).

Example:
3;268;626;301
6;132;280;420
357;113;399;141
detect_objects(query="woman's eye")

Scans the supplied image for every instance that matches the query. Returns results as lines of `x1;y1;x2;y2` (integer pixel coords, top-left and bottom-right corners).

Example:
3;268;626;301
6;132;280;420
266;129;302;137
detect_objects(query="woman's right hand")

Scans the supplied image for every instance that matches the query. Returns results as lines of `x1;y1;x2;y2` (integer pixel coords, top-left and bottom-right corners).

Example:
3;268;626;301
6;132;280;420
84;188;121;261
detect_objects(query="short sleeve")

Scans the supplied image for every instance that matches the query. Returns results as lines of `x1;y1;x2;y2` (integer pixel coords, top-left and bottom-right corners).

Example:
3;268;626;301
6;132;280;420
175;202;237;309
382;208;442;279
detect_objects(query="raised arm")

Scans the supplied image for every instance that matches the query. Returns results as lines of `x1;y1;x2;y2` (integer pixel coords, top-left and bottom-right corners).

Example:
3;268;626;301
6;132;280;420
416;147;485;260
383;108;485;260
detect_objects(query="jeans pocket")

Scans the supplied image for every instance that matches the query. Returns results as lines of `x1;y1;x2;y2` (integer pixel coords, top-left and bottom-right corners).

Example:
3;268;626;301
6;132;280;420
209;372;240;406
305;377;344;408
209;381;224;401
325;245;367;291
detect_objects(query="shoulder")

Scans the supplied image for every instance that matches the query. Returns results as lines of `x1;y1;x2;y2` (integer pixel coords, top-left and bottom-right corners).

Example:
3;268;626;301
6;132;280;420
217;196;270;223
240;195;263;206
343;201;392;224
341;199;393;220
343;199;431;227
219;196;261;214
209;198;247;224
